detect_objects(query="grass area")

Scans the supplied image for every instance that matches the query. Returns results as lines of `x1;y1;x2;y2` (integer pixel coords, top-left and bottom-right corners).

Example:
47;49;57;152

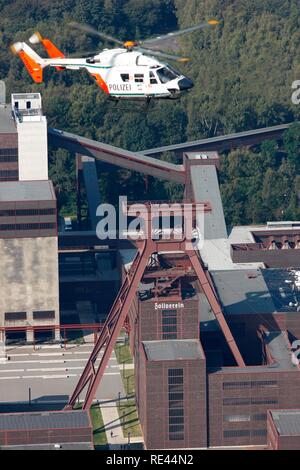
121;369;135;396
117;399;142;438
89;405;108;447
114;341;133;364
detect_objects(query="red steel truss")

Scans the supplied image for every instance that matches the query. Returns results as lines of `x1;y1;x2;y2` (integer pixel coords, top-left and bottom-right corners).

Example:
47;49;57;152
66;203;245;410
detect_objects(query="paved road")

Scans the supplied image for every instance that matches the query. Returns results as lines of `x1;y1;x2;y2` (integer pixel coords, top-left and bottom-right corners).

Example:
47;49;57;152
0;344;125;406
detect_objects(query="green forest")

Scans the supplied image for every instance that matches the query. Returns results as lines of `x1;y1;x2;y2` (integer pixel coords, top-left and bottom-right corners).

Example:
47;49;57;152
1;0;300;227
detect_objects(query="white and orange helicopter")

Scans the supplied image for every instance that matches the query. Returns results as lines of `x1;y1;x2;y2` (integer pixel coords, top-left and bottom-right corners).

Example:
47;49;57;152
11;20;220;103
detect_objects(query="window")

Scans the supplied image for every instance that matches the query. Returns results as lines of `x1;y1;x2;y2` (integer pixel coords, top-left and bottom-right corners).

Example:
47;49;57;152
224;415;251;423
5;312;27;321
157;67;177;84
0;170;18;181
0;223;56;231
251;429;267;437
223;382;251;390
223;398;251;406
168;368;184;441
134;74;144;83
150;71;158;84
251;398;278;405
253;414;267;421
223;381;278;390
224;397;278;406
121;74;130;82
162;309;177;339
33;311;55;320
224;430;250;438
26;101;31;109
251;380;277;388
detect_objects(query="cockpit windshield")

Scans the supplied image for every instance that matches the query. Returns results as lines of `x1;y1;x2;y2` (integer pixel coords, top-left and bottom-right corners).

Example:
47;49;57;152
156;67;178;83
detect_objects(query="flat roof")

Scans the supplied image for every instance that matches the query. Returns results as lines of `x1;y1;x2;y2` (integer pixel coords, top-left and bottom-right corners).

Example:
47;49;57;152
143;339;204;361
0;180;56;202
0;104;16;134
210;268;300;315
208;330;295;372
0;410;90;431
191;165;227;240
270;410;300;436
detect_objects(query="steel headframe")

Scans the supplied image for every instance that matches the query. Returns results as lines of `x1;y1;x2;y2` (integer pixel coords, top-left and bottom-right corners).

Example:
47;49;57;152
66;202;245;411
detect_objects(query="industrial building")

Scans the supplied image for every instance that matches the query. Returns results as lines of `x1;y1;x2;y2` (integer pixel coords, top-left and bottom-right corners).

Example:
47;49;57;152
1;88;300;450
0;92;60;344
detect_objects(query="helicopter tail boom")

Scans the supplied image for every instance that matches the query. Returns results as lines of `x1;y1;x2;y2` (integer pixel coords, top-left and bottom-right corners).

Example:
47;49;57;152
10;42;45;83
29;32;65;71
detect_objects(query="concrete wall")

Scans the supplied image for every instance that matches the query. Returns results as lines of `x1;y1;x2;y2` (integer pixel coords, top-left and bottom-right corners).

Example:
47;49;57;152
17;119;48;181
0;237;59;339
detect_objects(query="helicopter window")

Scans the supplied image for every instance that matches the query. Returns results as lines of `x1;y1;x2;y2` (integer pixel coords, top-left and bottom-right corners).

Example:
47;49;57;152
166;64;181;76
157;67;177;84
121;74;130;82
86;58;95;64
150;71;158;84
134;74;144;83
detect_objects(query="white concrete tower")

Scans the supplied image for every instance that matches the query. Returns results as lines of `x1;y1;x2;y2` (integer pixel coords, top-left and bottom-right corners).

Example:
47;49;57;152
11;93;48;181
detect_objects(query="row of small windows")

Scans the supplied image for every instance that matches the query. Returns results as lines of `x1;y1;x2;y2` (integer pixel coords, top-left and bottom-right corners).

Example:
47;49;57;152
223;397;278;406
0;155;18;162
0;148;18;157
168;368;184;441
0;208;56;217
0;170;18;180
224;413;267;423
0;223;56;231
223;380;278;390
224;429;267;438
162;310;177;340
5;311;55;321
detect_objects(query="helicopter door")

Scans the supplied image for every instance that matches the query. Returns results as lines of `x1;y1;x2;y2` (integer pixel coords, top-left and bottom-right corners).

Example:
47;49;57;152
147;71;158;94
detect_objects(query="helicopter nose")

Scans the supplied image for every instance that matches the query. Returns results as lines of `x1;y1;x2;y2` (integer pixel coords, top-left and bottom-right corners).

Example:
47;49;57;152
178;77;194;91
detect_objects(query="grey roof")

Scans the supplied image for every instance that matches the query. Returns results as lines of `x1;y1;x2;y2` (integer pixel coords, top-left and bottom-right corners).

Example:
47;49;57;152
210;268;300;315
0;104;16;134
271;410;300;436
265;331;294;371
142;123;292;156
0;410;90;431
191;165;227;240
0;180;56;202
143;339;204;361
48;128;185;183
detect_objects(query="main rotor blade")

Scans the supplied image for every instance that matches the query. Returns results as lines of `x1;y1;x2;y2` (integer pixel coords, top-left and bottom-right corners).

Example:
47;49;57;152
137;47;190;63
140;20;220;47
69;21;123;46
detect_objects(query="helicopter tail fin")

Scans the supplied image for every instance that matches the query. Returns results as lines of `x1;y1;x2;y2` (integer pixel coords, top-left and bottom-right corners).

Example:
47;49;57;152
10;42;44;83
29;32;65;71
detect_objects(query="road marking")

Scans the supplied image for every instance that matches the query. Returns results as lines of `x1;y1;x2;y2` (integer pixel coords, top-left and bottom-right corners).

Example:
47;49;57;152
26;367;84;372
8;354;30;357
0;369;24;373
0;376;21;380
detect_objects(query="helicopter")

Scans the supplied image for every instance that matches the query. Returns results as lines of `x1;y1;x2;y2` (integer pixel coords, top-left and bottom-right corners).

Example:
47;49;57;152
11;19;220;103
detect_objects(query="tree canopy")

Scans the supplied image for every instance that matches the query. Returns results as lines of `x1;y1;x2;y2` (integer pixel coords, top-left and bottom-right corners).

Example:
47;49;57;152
1;0;299;226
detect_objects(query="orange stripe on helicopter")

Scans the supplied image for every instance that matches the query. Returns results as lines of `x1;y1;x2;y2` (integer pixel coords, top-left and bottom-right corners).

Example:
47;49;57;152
18;50;43;83
41;38;65;71
91;73;109;94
